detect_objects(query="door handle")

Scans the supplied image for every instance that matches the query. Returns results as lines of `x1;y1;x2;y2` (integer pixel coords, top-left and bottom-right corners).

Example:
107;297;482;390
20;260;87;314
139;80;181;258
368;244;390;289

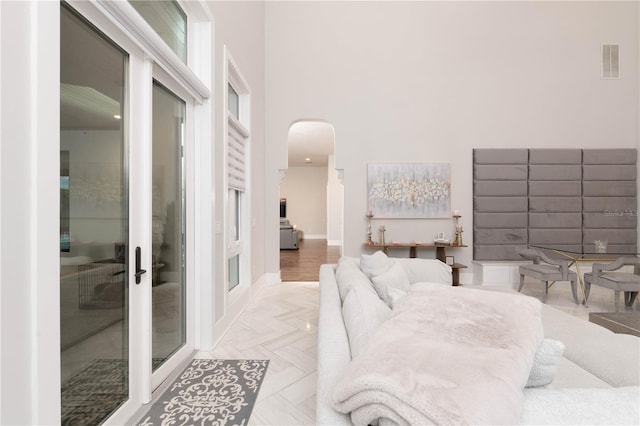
135;246;147;284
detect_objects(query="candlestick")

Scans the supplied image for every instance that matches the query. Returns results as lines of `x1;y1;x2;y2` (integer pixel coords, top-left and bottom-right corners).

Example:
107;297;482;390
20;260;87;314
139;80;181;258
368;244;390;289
379;225;386;245
366;211;374;243
453;214;463;246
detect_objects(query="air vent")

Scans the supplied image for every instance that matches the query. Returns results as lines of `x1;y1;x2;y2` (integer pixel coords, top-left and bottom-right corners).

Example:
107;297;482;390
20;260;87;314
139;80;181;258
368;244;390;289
602;44;620;79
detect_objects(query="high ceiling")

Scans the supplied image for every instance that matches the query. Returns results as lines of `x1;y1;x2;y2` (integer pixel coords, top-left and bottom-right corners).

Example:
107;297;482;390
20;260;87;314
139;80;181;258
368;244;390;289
288;121;335;167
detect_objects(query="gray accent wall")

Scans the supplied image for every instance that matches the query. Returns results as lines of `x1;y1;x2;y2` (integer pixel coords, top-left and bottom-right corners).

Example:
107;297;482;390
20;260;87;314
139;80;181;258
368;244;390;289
473;149;637;260
473;149;529;260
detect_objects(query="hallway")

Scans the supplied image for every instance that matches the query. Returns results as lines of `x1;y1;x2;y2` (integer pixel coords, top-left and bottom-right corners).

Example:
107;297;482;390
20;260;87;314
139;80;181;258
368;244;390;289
280;239;341;281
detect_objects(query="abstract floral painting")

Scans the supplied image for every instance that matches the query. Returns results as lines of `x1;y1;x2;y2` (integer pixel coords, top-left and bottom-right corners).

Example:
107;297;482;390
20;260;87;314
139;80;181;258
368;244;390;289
368;163;451;218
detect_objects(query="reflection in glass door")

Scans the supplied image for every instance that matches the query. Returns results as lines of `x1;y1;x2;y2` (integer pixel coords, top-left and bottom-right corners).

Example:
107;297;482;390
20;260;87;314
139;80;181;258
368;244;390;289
151;82;186;368
60;4;128;424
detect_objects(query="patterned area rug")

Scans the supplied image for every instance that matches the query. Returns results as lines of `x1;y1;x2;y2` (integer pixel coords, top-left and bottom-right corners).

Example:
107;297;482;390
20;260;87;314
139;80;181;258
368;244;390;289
139;359;269;426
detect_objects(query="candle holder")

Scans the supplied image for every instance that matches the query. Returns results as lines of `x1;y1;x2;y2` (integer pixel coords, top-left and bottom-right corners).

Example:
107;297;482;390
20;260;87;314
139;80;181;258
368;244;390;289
379;225;386;245
366;211;374;244
453;214;463;246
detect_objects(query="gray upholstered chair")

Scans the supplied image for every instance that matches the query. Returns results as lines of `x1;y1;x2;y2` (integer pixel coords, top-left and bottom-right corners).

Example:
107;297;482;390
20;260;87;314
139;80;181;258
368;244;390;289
583;257;640;312
516;248;579;304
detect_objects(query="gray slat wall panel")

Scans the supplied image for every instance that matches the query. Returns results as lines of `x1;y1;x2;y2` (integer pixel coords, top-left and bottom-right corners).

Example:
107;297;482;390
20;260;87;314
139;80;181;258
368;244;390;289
583;213;636;229
529;181;581;196
583;149;637;165
474;165;528;181
473;148;637;261
529;197;582;213
529;165;582;181
474;213;527;228
528;149;582;249
529;149;582;164
474;149;528;164
583;181;636;197
582;149;637;253
529;213;582;229
473;149;528;260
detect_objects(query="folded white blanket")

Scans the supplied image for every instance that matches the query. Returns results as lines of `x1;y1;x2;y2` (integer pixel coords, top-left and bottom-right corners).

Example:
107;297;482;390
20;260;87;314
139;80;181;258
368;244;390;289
332;286;543;425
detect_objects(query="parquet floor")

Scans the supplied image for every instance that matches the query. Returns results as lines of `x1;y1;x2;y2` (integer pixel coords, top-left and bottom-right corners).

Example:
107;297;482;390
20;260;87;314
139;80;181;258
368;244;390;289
280;239;341;281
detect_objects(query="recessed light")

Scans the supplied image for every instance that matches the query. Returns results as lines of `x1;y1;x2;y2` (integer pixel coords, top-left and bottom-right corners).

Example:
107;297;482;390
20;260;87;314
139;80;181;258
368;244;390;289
113;114;121;119
305;157;312;163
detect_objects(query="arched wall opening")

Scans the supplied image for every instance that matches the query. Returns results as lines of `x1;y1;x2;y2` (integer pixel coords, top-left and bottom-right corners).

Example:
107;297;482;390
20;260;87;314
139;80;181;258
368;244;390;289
278;120;343;280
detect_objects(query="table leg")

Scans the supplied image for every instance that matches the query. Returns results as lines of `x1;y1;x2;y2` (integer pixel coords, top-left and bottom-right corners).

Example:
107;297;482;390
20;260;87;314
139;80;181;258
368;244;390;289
452;268;460;286
550;249;588;307
573;260;589;307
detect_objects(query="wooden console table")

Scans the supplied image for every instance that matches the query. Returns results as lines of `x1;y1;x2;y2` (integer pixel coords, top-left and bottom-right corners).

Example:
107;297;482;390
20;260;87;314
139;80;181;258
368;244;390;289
363;242;468;286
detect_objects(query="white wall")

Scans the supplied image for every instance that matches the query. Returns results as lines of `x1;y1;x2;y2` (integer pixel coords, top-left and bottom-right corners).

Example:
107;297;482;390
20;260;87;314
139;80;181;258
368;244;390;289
207;0;267;338
265;1;640;272
1;2;60;423
327;155;343;246
280;166;328;238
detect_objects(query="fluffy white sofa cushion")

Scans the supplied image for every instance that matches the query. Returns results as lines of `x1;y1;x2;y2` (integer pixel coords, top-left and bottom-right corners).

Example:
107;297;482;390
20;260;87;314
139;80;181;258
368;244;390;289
522;386;640;425
370;261;411;307
526;338;565;387
396;258;453;284
342;285;392;358
360;250;395;278
335;257;374;303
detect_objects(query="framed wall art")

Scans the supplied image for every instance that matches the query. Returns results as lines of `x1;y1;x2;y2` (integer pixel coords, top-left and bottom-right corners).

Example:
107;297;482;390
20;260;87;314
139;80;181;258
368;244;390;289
367;163;451;218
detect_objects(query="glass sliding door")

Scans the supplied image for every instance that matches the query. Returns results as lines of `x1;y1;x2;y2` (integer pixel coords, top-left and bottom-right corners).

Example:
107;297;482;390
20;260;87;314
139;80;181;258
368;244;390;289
60;4;129;424
151;81;186;368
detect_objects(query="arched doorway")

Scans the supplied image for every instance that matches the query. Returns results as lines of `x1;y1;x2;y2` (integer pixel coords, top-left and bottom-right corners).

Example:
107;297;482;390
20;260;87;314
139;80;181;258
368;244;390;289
279;120;343;281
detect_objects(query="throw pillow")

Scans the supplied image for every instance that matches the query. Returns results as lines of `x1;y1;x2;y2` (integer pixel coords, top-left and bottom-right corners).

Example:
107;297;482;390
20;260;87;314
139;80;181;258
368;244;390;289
360;250;395;278
342;285;392;358
370;261;411;307
526;338;565;387
335;257;376;303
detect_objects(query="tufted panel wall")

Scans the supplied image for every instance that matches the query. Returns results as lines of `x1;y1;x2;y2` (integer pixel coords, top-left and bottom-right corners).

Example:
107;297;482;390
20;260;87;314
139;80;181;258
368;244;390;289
473;149;637;260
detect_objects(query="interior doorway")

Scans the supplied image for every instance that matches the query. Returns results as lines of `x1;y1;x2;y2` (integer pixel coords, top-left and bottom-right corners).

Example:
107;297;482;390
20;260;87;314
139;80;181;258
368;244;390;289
279;120;343;281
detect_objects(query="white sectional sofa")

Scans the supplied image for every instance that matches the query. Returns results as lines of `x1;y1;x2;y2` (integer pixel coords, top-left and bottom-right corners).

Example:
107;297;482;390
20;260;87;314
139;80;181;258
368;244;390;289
317;256;640;425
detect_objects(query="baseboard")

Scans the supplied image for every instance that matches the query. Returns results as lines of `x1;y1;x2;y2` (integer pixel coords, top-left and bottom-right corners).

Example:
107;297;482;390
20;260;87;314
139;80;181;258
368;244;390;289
327;240;342;246
471;260;527;288
264;272;281;285
303;234;327;240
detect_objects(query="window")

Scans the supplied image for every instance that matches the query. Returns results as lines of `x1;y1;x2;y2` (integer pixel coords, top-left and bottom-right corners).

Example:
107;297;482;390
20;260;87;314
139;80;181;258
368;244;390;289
129;0;187;62
226;48;250;292
228;84;239;120
228;188;241;291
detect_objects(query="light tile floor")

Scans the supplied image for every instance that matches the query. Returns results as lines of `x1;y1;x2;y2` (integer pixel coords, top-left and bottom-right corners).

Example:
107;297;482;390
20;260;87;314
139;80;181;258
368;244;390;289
197;282;320;425
195;277;638;425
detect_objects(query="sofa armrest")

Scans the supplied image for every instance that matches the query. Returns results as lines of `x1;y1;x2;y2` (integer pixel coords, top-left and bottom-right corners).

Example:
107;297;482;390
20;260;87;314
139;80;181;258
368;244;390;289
316;264;353;426
541;304;640;387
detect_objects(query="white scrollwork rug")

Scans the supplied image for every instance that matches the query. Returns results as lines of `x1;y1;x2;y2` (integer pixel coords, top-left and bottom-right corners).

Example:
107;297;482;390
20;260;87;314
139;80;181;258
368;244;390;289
139;359;269;426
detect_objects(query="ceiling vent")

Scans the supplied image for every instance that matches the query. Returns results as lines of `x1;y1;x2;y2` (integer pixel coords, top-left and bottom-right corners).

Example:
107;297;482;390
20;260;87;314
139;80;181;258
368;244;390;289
601;44;620;79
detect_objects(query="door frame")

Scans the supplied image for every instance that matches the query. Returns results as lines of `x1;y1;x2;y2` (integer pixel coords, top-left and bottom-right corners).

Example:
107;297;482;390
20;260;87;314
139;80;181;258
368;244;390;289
56;1;211;424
